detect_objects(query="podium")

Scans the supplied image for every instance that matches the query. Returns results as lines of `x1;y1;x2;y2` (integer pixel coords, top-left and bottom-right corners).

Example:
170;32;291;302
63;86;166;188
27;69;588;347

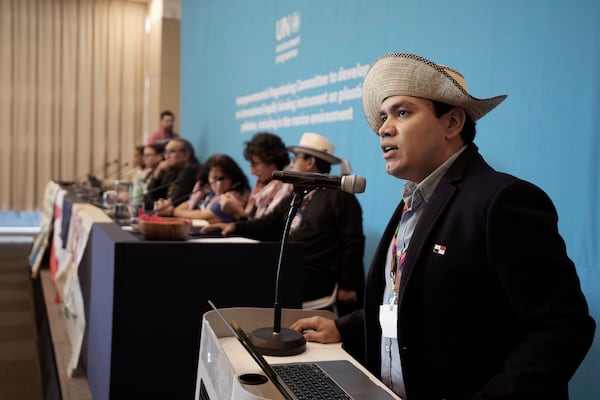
196;307;401;400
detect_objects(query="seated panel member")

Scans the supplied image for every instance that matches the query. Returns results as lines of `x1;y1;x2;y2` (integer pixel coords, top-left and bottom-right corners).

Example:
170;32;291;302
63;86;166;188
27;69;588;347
144;138;200;210
142;143;165;185
122;145;150;183
202;133;365;316
220;132;293;221
155;154;250;224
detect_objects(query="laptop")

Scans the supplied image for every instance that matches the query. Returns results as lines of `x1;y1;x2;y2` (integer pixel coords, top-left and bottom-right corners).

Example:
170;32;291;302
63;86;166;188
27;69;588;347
208;301;396;400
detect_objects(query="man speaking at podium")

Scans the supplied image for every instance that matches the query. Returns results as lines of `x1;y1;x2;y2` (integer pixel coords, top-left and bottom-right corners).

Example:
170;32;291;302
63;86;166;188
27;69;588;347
291;53;595;399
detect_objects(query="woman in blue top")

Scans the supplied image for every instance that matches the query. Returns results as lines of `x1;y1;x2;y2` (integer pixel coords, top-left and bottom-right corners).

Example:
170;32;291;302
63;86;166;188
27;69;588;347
155;154;250;223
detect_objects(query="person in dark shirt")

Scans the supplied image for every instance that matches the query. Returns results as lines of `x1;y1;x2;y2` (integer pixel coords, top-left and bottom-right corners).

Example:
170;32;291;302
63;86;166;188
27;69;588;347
144;138;200;210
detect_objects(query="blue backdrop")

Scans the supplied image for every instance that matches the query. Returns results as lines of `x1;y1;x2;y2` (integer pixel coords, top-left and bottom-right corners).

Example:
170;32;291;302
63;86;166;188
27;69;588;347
180;1;599;397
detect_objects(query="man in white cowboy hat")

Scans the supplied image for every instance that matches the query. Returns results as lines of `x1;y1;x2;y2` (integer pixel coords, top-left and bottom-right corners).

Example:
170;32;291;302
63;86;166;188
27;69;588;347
202;132;365;316
291;53;594;399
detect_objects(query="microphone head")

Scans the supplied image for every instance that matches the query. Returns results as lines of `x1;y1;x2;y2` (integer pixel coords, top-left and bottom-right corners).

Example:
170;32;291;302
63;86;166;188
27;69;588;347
340;175;366;194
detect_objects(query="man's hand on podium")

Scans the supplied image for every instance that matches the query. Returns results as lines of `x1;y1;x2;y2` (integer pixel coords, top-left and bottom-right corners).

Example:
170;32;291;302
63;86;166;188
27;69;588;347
290;316;341;343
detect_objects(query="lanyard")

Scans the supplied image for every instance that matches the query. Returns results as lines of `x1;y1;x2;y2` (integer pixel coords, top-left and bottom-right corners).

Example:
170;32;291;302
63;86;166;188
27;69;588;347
389;203;408;305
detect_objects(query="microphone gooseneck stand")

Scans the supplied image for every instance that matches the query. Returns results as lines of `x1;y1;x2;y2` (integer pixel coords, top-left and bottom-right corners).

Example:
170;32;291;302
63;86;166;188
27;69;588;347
249;185;309;356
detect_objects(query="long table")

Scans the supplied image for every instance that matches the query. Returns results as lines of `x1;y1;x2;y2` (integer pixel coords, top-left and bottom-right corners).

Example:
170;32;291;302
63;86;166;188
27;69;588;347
36;193;305;399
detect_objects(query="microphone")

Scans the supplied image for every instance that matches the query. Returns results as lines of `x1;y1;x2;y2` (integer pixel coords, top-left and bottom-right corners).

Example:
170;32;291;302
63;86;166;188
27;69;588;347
88;161;131;189
105;161;131;180
272;170;366;194
56;159;119;186
129;179;178;205
248;188;308;357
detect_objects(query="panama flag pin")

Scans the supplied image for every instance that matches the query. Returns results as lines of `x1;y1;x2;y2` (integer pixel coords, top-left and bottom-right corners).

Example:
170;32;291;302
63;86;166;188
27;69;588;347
433;244;446;255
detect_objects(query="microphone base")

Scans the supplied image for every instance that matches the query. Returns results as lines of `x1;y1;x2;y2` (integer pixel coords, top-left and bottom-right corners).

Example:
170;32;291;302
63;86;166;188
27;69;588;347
249;327;306;357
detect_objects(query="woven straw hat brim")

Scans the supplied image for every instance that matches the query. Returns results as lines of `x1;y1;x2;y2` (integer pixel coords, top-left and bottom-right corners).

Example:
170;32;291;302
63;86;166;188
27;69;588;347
362;53;507;133
288;145;341;165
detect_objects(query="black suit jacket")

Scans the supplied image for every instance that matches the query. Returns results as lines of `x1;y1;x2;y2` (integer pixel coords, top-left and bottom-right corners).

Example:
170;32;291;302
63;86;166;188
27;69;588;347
337;144;595;399
143;162;200;209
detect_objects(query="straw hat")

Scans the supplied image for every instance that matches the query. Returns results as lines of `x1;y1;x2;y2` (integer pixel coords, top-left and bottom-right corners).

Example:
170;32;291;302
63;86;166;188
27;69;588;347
362;53;508;133
288;132;341;165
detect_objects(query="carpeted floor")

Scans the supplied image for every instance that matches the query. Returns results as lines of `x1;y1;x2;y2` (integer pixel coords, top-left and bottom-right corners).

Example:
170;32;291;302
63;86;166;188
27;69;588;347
0;239;43;400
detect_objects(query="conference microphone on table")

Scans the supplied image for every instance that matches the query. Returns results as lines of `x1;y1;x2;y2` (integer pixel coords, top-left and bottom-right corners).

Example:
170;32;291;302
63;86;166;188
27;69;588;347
84;159;120;181
106;161;131;180
125;179;180;206
271;170;366;194
244;173;368;357
56;159;119;186
87;161;131;190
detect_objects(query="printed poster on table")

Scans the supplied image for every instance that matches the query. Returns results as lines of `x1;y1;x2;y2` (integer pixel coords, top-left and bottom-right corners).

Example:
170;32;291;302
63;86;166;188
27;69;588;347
58;203;112;376
28;181;64;277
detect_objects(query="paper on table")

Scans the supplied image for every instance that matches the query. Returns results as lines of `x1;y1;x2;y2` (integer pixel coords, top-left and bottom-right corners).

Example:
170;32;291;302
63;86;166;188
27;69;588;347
188;237;259;243
192;219;209;228
122;218;206;232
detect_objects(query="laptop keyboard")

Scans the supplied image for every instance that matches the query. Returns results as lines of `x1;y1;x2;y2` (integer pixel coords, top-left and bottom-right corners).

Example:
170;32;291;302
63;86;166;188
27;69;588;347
273;362;352;399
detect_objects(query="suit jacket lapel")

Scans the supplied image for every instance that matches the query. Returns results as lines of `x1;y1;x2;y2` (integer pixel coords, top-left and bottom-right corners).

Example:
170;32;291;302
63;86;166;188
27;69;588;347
396;144;480;302
397;183;455;300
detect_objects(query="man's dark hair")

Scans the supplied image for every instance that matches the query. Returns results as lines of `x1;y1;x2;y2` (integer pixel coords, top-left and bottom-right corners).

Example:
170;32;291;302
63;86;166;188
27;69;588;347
243;132;290;170
313;156;332;174
170;138;199;164
431;101;476;144
201;153;250;194
144;143;165;157
160;110;175;120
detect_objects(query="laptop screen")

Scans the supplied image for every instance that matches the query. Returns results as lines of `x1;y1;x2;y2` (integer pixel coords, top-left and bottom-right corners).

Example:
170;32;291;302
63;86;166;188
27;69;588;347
208;301;295;397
